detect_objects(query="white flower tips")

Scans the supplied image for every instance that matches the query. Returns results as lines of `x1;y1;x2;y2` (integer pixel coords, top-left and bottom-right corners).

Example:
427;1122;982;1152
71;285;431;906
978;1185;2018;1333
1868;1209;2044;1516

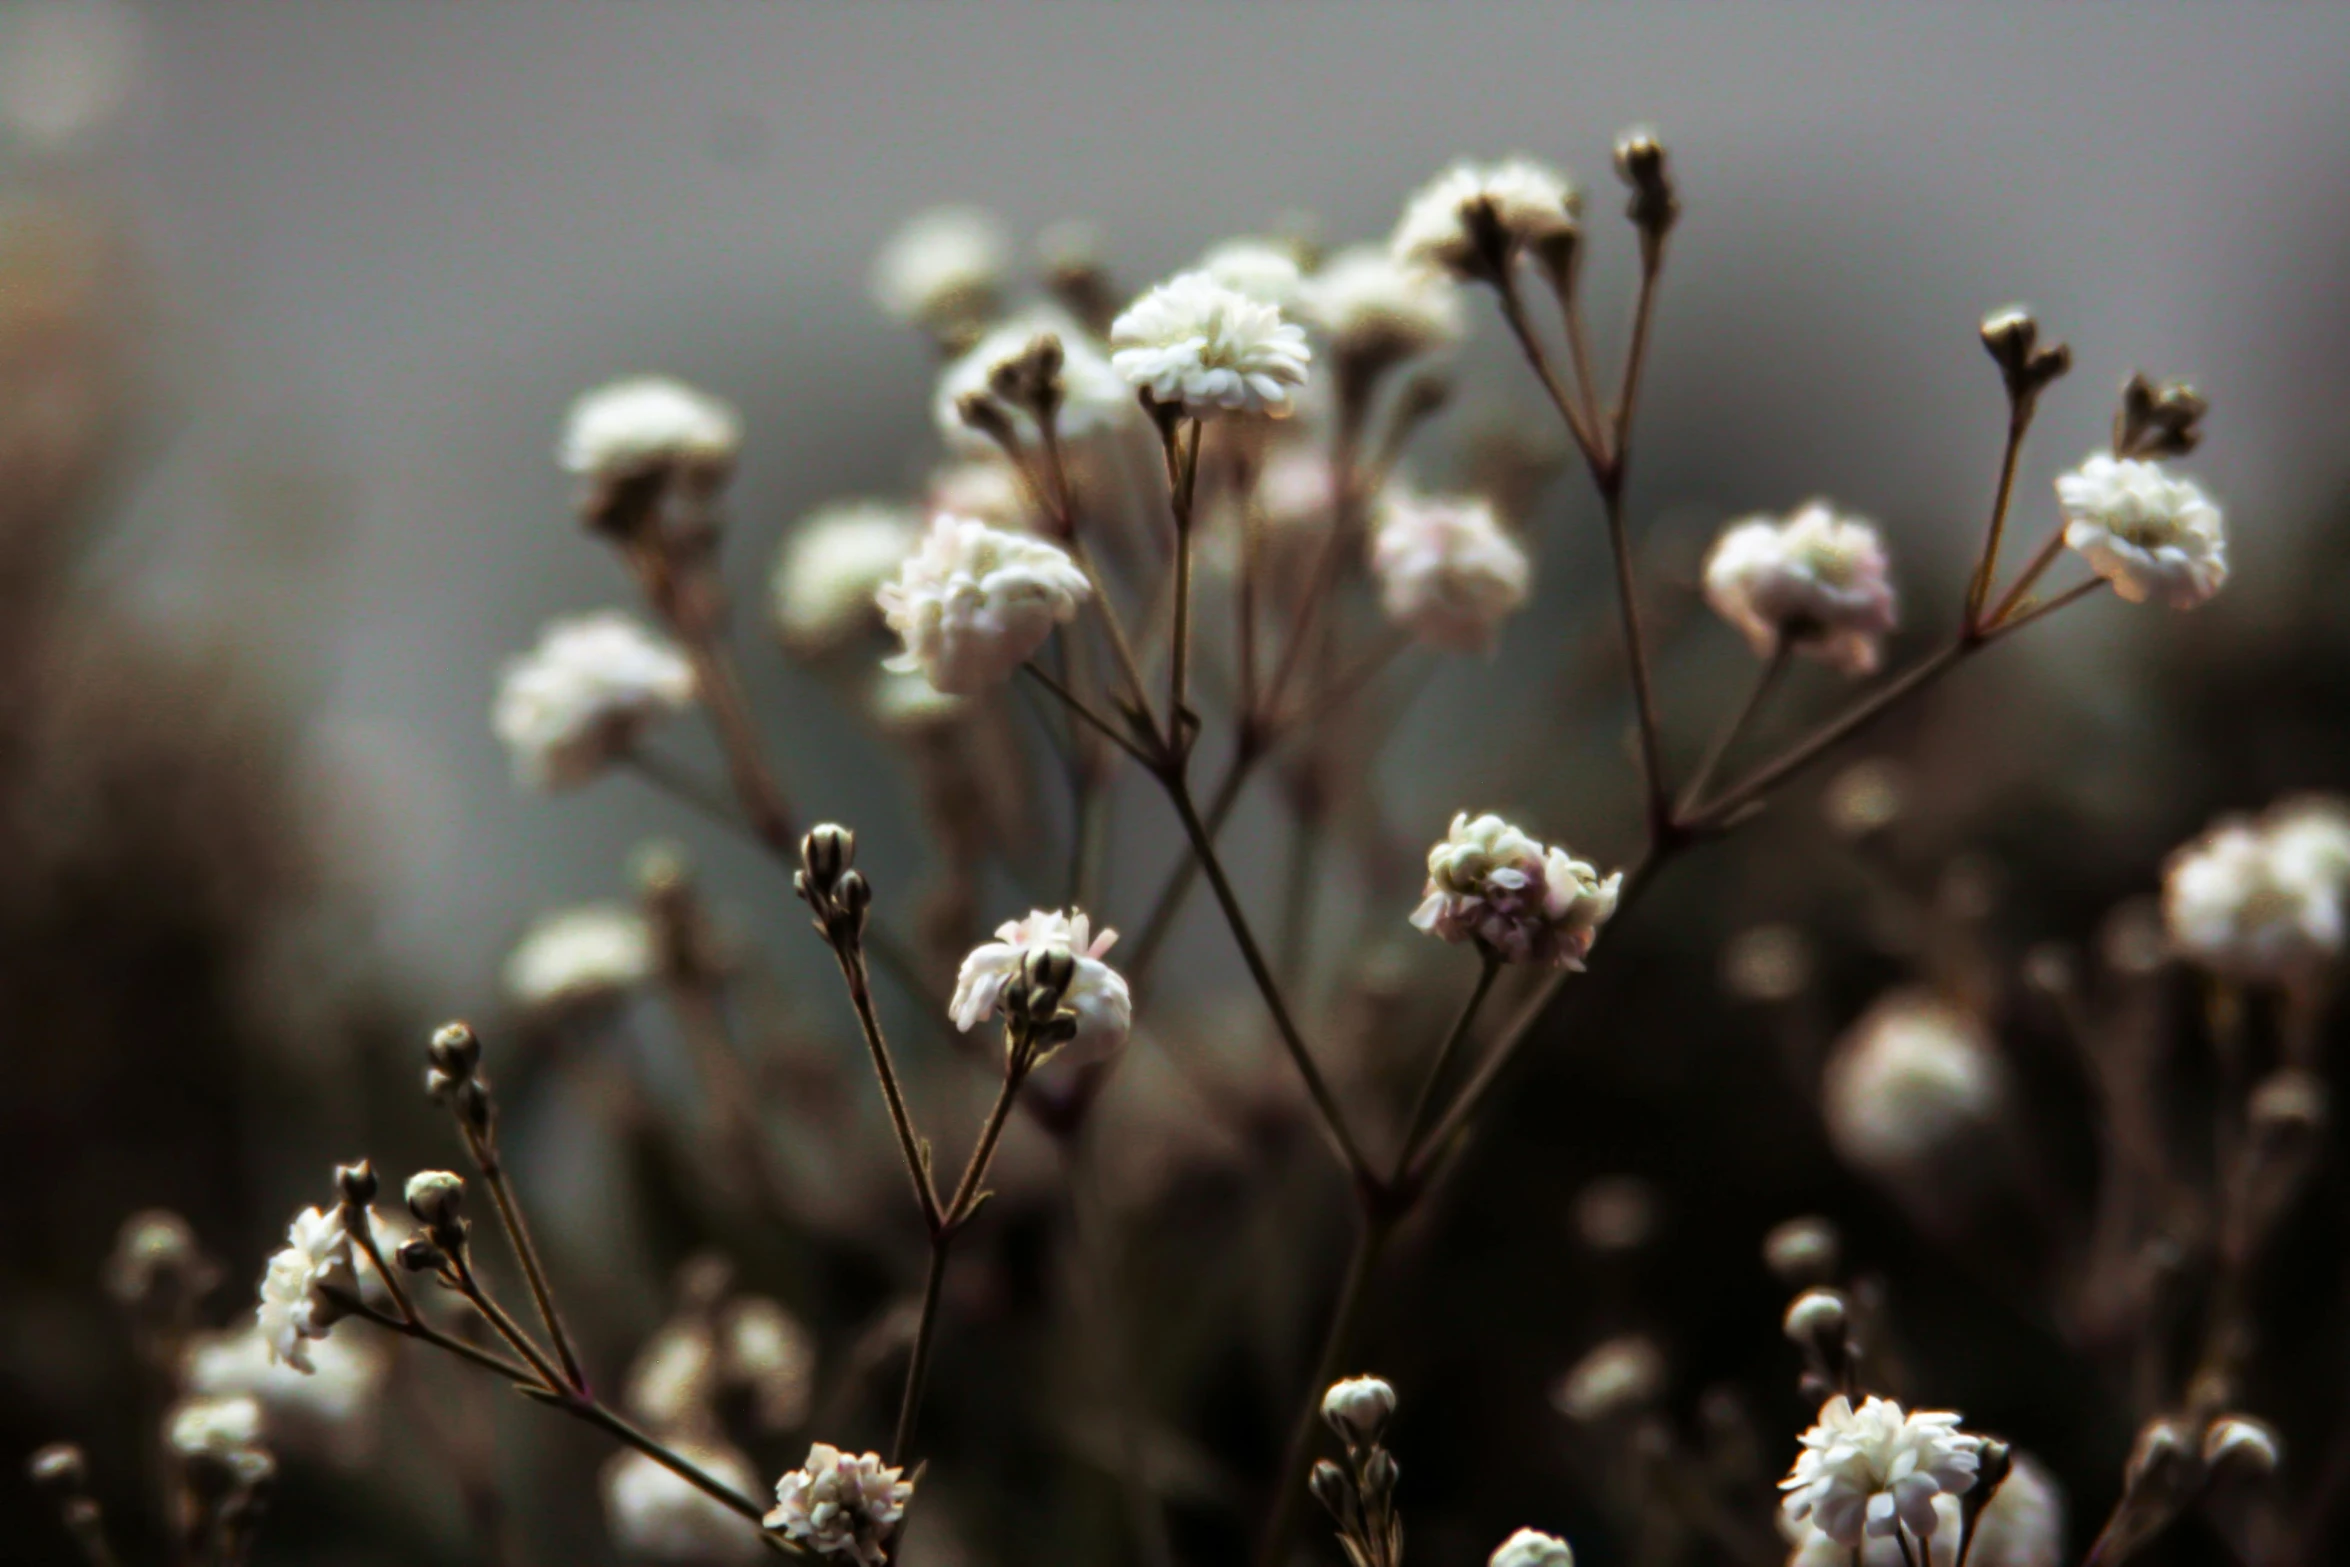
870;205;1009;338
1489;1528;1576;1567
1109;271;1312;418
1703;502;1897;675
1780;1394;1982;1547
1369;484;1531;653
2055;454;2227;609
1391;156;1578;280
1298;244;1465;371
2163;796;2350;981
950;908;1132;1064
764;1443;913;1567
256;1206;355;1374
494;611;698;791
560;377;741;495
1321;1374;1398;1448
1412;812;1621;969
877;514;1091;694
771;500;922;658
504;903;655;1015
604;1444;765;1563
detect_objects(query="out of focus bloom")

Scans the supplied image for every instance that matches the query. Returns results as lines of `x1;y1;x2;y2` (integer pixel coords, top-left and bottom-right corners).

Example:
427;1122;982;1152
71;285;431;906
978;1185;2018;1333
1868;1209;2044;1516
1821;993;2006;1180
560;377;740;491
495;612;697;790
187;1327;386;1451
1411;812;1621;969
1703;502;1897;675
1490;1529;1576;1567
935;310;1132;452
1780;1394;1981;1546
1321;1374;1397;1447
2164;801;2350;981
772;501;921;656
2055;454;2226;608
1391;156;1578;278
1368;484;1530;652
168;1394;264;1460
1195;237;1305;306
604;1444;764;1563
1109;271;1311;417
950;908;1131;1062
877;514;1091;694
1298;244;1465;369
764;1443;913;1567
1552;1335;1665;1424
869;205;1008;336
256;1206;355;1373
505;903;656;1014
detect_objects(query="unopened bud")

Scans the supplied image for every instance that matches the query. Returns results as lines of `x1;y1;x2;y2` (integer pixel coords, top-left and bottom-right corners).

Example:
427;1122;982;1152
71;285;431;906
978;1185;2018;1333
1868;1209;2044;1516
1359;1446;1400;1505
1612;128;1678;244
453;1078;494;1135
405;1170;466;1229
27;1444;87;1494
335;1160;378;1207
1782;1288;1850;1372
1021;945;1077;1009
2125;1416;2199;1497
1490;1530;1576;1567
833;870;873;929
398;1236;448;1274
428;1021;481;1079
955;390;1018;453
2203;1416;2281;1477
1309;1458;1356;1524
1321;1375;1397;1449
801;825;854;893
1763;1217;1841;1289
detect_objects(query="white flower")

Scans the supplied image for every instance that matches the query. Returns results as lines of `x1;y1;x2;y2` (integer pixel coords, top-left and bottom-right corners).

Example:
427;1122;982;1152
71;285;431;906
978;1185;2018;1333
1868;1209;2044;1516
168;1393;264;1459
256;1206;354;1373
1109;271;1311;417
721;1297;817;1432
772;501;922;657
1320;1375;1397;1447
870;206;1009;334
2055;454;2226;608
877;514;1091;694
1822;993;2006;1177
1781;1394;1981;1547
1552;1336;1665;1424
560;377;741;489
1784;1455;2063;1567
2164;810;2348;981
603;1444;763;1563
764;1443;913;1567
187;1326;386;1451
2264;796;2350;893
494;611;698;791
1369;484;1531;653
1490;1529;1576;1567
926;458;1036;531
950;908;1132;1063
1298;244;1465;366
1194;237;1305;306
1703;502;1898;675
934;309;1134;454
1391;156;1577;278
1411;812;1621;969
505;903;656;1014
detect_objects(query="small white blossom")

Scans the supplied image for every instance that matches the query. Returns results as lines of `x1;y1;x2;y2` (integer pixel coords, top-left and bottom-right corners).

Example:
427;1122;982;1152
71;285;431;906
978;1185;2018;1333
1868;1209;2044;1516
1822;993;2007;1178
1703;502;1898;675
877;514;1091;694
1298;244;1465;366
721;1297;817;1432
1490;1529;1576;1567
2055;454;2227;608
926;459;1036;530
1369;484;1531;653
1320;1375;1397;1447
1552;1336;1665;1424
603;1443;764;1563
168;1393;264;1460
1412;812;1621;969
187;1327;386;1450
560;377;740;489
934;309;1134;454
950;907;1132;1063
772;501;922;657
1785;1454;2063;1567
1391;156;1577;278
1780;1394;1981;1547
2164;807;2349;981
869;205;1008;334
494;612;698;791
256;1206;355;1373
505;903;656;1014
1194;237;1305;306
1109;271;1311;417
764;1443;913;1567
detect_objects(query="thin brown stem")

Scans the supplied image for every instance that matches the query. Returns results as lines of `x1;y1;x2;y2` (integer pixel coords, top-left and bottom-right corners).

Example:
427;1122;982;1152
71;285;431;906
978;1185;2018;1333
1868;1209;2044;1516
461;1127;587;1391
1124;730;1262;989
1675;644;1791;820
1561;291;1612;463
1396;953;1503;1169
514;1384;789;1536
449;1252;569;1394
891;1241;951;1466
347;1208;417;1325
822;940;945;1234
1020;661;1159;768
1991;577;2105;635
1599;463;1672;842
332;1290;538;1384
1964;405;2031;628
1492;271;1603;467
1167;417;1204;751
1613;248;1666;456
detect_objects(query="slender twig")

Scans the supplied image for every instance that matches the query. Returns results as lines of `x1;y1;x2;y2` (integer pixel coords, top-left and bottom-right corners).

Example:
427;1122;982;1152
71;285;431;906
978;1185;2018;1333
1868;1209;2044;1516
514;1384;789;1534
460;1126;587;1391
347;1209;417;1324
1122;732;1261;988
1561;290;1612;463
1396;952;1504;1165
891;1242;952;1467
1492;270;1603;467
1167;417;1204;751
1676;644;1792;819
1021;661;1159;768
449;1252;570;1394
330;1289;538;1384
1613;247;1666;456
821;939;946;1235
1989;577;2105;636
1963;404;2032;628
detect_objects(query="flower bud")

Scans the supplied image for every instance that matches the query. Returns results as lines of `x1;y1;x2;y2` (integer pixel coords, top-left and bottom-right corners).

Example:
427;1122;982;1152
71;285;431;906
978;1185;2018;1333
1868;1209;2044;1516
27;1443;87;1494
1359;1446;1400;1506
1021;944;1078;1010
801;825;854;894
833;870;873;930
405;1170;467;1230
1490;1528;1576;1567
1762;1217;1841;1289
453;1077;494;1135
398;1236;448;1274
428;1020;482;1079
1612;128;1677;244
2203;1416;2281;1477
335;1160;378;1207
1321;1375;1397;1449
1782;1288;1848;1354
1309;1458;1356;1525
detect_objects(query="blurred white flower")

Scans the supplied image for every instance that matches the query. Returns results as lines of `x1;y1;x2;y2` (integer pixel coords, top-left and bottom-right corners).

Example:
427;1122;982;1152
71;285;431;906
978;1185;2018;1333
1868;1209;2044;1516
1320;1374;1397;1447
1411;812;1620;969
1784;1454;2062;1567
1369;484;1530;653
1822;993;2006;1179
721;1296;817;1432
1110;271;1311;417
624;1322;717;1434
1780;1394;1980;1547
2264;796;2350;893
1194;237;1305;306
186;1327;386;1465
771;500;922;657
1298;244;1465;367
603;1443;763;1563
1552;1336;1665;1424
1490;1529;1576;1567
2164;810;2347;981
168;1393;263;1460
256;1206;354;1373
934;309;1133;454
869;205;1008;335
494;612;697;790
926;458;1036;530
2055;454;2226;608
950;908;1132;1063
560;377;740;489
765;1443;913;1567
505;903;656;1014
1703;502;1897;674
877;514;1090;694
1391;156;1578;277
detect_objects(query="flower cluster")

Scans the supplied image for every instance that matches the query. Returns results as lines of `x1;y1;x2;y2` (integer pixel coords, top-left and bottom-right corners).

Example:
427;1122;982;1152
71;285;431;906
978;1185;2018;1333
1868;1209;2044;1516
560;376;741;492
1820;992;2007;1176
504;902;656;1015
869;205;1008;337
1109;271;1312;417
494;611;698;790
1780;1394;1982;1546
1702;501;1897;674
256;1206;355;1373
2055;453;2227;608
1411;812;1621;969
877;513;1092;693
2163;796;2350;980
771;500;922;657
1391;156;1578;278
1298;243;1465;372
764;1443;913;1567
934;309;1133;451
950;907;1132;1063
1368;484;1531;653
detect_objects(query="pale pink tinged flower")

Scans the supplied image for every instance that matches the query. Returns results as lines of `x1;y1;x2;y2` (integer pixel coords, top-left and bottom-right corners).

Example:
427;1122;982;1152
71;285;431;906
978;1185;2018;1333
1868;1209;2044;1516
494;611;697;791
950;907;1132;1063
255;1206;354;1374
1703;502;1897;675
1411;812;1620;969
2055;454;2226;608
1780;1394;1981;1548
877;513;1090;694
1368;483;1530;653
1391;156;1578;277
1110;271;1312;417
764;1443;913;1567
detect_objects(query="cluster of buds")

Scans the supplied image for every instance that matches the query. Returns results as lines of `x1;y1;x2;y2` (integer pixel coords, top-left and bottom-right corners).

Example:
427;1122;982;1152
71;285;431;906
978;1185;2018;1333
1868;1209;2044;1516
29;1444;117;1566
1782;1287;1860;1403
795;824;873;949
1977;306;2073;415
1612;128;1679;263
165;1394;277;1564
2086;1412;2279;1566
1311;1376;1405;1567
2113;370;2207;458
998;944;1082;1074
398;1170;469;1279
103;1208;221;1370
423;1020;493;1136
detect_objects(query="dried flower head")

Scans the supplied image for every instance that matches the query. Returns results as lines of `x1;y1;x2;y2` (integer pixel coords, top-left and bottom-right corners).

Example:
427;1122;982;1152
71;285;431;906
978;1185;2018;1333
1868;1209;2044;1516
1703;502;1898;675
772;500;922;657
2163;806;2349;981
1110;271;1312;417
504;902;655;1015
950;908;1131;1063
1368;484;1531;653
560;377;740;492
877;513;1091;694
1391;156;1578;279
494;611;697;791
256;1207;354;1373
764;1443;913;1567
1780;1393;1981;1546
935;310;1132;454
603;1443;764;1563
869;205;1008;336
1822;993;2006;1178
1411;812;1621;969
1298;244;1466;373
2055;454;2226;608
1489;1528;1576;1567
